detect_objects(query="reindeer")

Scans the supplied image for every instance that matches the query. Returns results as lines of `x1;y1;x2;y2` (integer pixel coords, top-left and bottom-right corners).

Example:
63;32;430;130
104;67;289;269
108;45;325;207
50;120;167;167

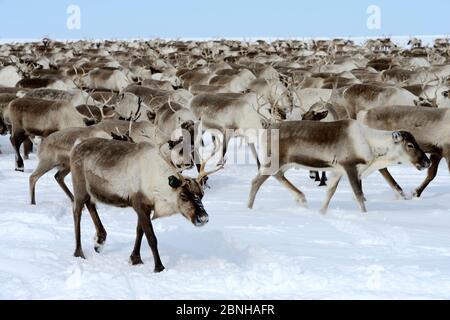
29;126;113;204
248;120;430;213
114;92;154;122
324;83;424;119
69;137;223;272
141;79;174;91
179;70;215;90
208;69;256;93
407;38;423;49
7;97;96;171
19;88;97;107
74;67;132;92
0;93;18;153
300;83;437;195
189;91;288;161
358;106;450;198
0;65;22;87
154;100;198;140
29;117;181;205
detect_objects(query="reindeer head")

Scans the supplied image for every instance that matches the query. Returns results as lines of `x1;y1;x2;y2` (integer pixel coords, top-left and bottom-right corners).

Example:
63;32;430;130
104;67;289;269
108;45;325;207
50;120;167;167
168;175;208;227
391;131;430;171
301;101;332;121
116;93;151;122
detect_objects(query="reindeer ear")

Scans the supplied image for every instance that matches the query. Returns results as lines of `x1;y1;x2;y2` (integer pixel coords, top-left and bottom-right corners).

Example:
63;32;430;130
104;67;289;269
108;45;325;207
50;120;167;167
260;120;269;129
83;118;96;126
147;110;156;122
392;131;404;143
168;137;183;150
318;110;328;119
110;132;134;143
168;175;182;189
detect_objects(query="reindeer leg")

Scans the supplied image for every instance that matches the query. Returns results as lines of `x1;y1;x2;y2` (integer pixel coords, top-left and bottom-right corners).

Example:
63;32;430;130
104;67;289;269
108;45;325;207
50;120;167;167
357;179;367;202
29;160;54;205
413;153;442;198
247;173;271;209
55;167;74;202
248;142;260;170
85;199;107;254
71;158;88;259
23;137;33;160
73;198;86;259
274;171;308;207
319;171;328;187
320;173;342;214
345;166;367;213
222;132;232;162
132;194;164;272
378;168;407;199
130;221;144;265
10;129;27;172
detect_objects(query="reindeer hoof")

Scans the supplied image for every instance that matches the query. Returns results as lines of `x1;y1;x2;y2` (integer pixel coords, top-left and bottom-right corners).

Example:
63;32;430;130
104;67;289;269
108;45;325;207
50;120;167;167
130;255;144;265
319;208;328;215
94;235;106;253
318;182;327;187
412;188;423;198
74;250;86;259
296;198;308;208
15;167;24;172
397;192;411;200
154;265;165;273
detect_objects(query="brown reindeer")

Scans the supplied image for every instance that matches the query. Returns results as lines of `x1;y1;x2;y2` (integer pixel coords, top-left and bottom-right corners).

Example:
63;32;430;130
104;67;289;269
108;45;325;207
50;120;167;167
7;97;95;171
69;137;223;272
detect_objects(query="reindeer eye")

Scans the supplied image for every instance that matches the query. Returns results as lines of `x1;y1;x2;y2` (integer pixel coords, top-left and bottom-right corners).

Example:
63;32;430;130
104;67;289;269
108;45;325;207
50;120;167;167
180;193;189;202
407;143;415;149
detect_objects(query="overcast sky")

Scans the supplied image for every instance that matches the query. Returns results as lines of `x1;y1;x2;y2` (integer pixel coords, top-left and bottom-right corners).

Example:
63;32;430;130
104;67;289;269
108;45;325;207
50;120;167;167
1;0;448;40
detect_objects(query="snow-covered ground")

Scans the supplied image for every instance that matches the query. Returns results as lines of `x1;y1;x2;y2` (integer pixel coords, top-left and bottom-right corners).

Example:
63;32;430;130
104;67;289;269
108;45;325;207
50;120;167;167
1;134;450;300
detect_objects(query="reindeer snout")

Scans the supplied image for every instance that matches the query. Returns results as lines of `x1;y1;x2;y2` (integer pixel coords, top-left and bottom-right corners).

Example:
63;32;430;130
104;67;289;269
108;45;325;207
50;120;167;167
417;158;431;171
194;213;209;227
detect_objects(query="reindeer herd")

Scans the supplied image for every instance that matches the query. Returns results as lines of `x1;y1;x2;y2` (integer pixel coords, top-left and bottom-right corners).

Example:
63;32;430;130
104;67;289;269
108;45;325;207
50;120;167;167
0;37;449;272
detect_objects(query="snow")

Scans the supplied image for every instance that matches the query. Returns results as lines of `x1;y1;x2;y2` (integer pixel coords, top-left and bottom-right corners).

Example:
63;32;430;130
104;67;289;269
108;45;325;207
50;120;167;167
1;134;450;300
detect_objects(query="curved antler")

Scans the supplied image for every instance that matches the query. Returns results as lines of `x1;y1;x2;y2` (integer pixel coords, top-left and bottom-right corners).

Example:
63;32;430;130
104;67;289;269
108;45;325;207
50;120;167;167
196;142;225;184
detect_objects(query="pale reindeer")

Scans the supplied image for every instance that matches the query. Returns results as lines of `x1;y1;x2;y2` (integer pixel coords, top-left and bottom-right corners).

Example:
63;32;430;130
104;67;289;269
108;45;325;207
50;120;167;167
358;106;450;198
248;120;430;213
189;90;290;162
74;67;133;92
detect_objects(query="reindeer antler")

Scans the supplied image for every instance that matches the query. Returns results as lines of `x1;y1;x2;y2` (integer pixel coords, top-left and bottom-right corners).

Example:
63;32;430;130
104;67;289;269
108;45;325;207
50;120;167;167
252;93;271;124
72;66;86;89
196;142;225;184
